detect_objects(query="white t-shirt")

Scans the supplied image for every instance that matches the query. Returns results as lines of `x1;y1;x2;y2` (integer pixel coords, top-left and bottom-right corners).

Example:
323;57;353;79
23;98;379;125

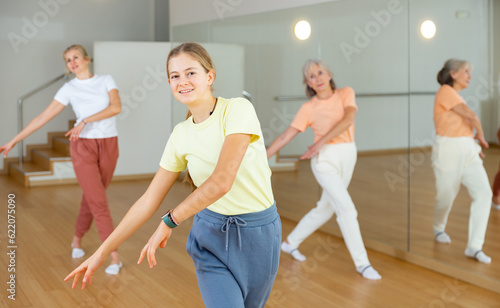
54;75;118;139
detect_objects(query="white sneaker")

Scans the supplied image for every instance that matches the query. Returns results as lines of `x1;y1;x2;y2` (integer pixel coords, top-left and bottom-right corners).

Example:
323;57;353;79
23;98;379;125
71;243;85;259
281;242;306;261
105;262;123;275
492;202;500;210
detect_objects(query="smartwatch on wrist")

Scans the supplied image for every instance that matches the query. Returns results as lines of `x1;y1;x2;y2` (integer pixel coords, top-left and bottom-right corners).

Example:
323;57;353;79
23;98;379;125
161;210;179;228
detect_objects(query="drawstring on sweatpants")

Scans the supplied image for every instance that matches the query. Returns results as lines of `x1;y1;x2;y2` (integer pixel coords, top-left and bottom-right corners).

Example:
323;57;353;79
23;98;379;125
221;216;247;251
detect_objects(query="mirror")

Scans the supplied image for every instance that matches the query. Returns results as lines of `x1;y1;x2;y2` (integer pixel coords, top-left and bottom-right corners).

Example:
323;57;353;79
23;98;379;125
172;0;500;291
408;0;500;283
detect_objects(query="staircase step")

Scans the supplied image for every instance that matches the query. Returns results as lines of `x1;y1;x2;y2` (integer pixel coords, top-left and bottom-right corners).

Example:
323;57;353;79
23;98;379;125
31;149;71;170
53;137;70;154
9;161;52;176
33;149;71;160
32;150;51;170
4;125;77;187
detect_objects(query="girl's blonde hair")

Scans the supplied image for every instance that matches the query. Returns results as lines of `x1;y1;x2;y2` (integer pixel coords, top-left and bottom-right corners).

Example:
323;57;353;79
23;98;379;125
62;44;90;60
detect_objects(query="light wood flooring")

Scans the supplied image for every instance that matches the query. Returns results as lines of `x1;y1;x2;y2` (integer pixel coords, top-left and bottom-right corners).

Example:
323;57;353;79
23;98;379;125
0;153;500;307
275;147;500;294
274;147;500;282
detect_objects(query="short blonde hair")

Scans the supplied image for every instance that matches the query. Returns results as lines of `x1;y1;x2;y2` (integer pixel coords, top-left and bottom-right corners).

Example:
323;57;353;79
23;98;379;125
62;44;90;61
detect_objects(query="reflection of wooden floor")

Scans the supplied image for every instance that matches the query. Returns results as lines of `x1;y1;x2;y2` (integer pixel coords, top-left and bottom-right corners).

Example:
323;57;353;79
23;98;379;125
273;147;500;293
1;171;500;306
408;147;500;281
273;153;410;249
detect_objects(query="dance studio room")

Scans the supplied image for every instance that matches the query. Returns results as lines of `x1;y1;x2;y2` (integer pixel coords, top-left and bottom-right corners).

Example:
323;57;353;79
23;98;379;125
1;0;500;307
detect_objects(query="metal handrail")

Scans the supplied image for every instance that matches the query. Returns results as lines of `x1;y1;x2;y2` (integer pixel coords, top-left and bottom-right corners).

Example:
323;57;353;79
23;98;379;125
242;90;252;102
274;91;436;101
17;73;69;165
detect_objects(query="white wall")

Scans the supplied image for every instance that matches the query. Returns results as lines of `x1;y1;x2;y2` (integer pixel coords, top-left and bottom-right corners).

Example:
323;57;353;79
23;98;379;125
170;0;338;27
94;41;244;175
94;42;172;175
171;0;493;155
0;0;155;169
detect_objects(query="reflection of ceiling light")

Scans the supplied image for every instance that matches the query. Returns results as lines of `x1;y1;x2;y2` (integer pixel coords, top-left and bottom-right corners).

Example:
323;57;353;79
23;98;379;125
294;20;311;40
420;20;436;39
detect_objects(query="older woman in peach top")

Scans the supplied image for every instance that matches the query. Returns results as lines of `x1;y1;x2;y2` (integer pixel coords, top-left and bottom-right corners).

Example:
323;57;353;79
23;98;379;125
267;59;381;280
432;58;492;264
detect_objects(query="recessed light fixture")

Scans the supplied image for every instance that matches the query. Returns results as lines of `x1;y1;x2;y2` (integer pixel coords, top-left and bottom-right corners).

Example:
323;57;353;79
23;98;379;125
420;20;436;39
294;20;311;40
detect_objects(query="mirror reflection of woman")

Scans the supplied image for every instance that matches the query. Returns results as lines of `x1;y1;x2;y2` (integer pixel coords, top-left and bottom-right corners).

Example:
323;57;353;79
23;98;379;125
267;59;381;280
432;59;492;264
0;45;123;273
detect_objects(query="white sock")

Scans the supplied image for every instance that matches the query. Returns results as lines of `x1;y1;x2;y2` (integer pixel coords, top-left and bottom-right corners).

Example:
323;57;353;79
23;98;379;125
434;230;451;243
465;248;491;264
281;242;306;261
71;243;85;259
105;262;123;275
357;265;382;280
492;201;500;210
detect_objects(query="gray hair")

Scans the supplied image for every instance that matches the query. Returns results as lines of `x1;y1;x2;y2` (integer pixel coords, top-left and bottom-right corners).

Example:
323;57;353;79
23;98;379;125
302;59;336;98
437;58;472;86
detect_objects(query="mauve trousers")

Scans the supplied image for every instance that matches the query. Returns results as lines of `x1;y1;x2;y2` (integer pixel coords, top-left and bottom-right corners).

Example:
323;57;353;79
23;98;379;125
70;137;118;242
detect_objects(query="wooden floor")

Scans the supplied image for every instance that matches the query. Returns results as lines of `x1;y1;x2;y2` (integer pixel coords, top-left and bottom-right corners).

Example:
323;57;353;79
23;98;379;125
275;147;500;285
1;159;500;307
408;147;500;280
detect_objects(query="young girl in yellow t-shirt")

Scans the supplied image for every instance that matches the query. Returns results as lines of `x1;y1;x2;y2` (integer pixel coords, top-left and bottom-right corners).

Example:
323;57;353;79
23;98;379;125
66;43;281;308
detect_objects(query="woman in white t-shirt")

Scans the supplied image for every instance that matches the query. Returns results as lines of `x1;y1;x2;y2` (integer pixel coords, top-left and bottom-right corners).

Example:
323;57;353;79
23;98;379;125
0;45;122;274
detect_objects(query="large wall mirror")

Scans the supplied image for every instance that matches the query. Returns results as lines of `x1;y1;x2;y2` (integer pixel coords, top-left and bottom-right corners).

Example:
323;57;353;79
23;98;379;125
172;0;500;292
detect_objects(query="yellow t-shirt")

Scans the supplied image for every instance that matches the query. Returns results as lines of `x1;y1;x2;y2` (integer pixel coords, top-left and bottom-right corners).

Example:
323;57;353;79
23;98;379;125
159;97;274;215
434;84;473;137
290;87;357;144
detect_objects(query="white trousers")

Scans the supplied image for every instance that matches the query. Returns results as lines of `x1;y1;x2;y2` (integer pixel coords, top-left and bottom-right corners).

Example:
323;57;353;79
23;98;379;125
287;143;370;267
432;136;492;251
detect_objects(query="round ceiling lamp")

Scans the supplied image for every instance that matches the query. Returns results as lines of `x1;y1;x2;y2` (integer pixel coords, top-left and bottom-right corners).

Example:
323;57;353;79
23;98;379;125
294;20;311;40
420;20;436;39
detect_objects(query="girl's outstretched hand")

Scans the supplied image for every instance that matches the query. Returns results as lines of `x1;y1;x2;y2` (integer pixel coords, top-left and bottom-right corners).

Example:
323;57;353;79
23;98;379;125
138;221;172;268
64;253;107;290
